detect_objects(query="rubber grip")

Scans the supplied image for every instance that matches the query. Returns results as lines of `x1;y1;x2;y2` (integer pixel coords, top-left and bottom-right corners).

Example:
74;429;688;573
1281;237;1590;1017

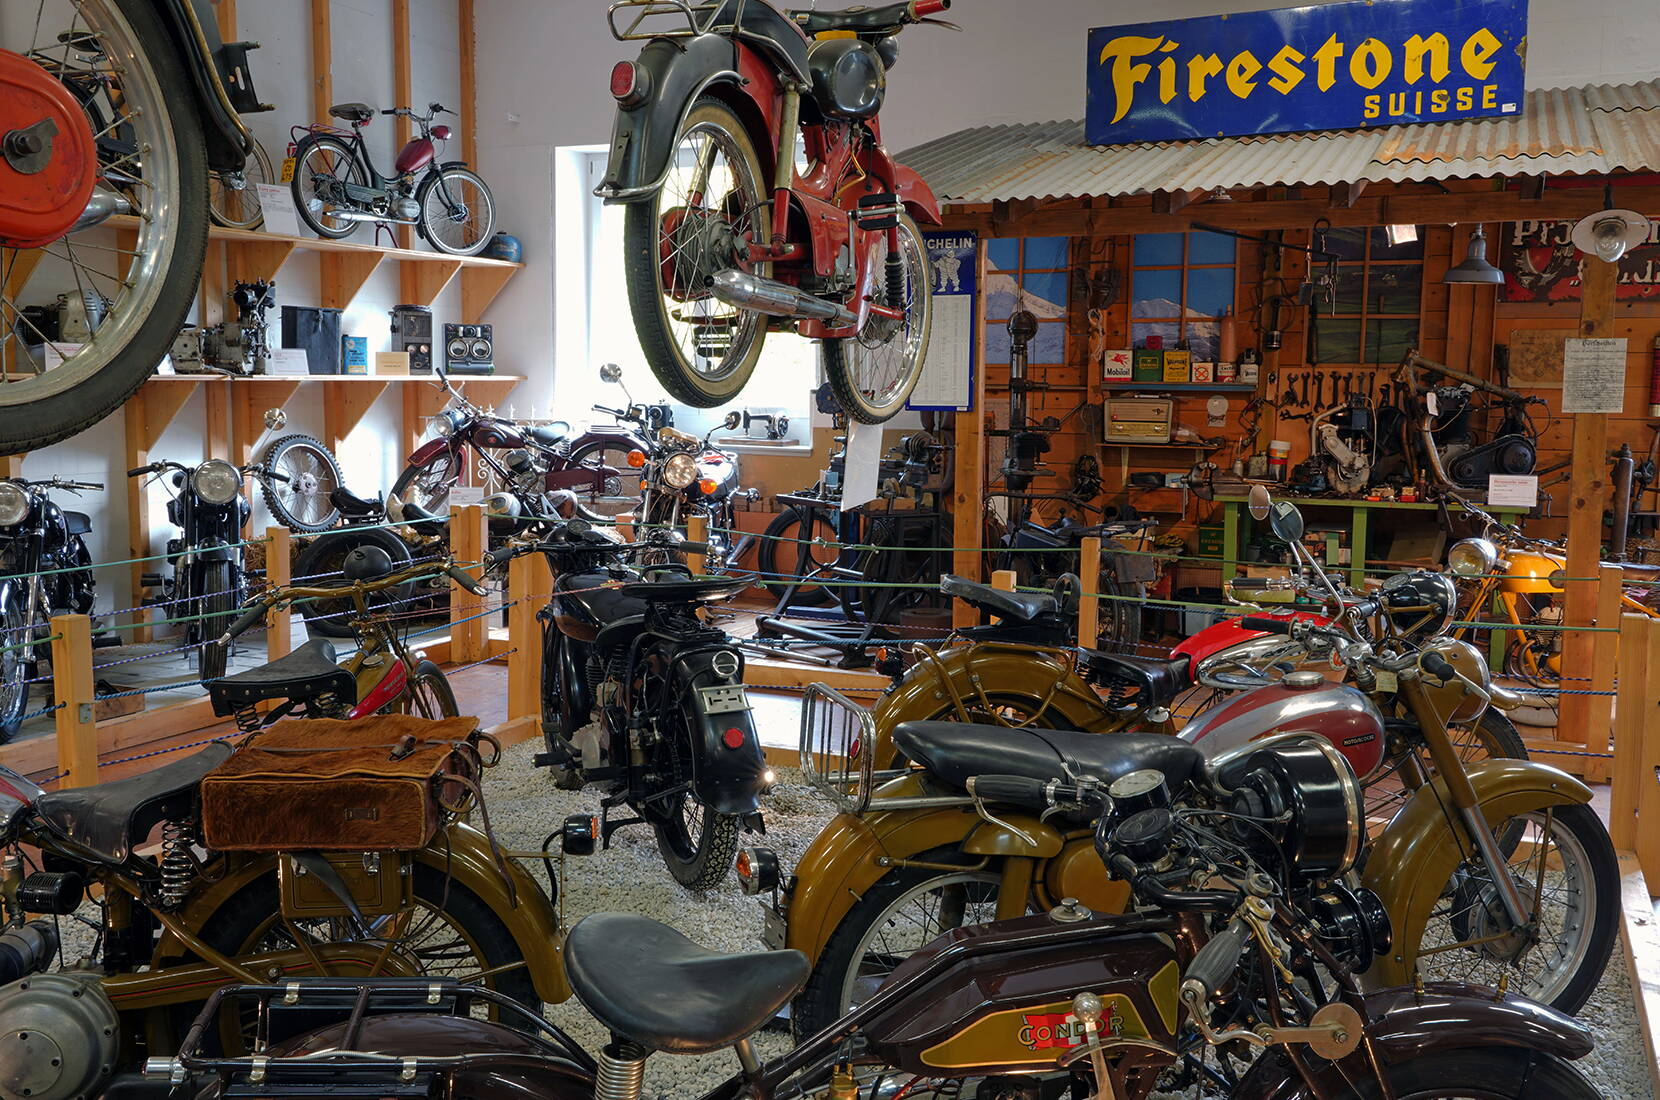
911;0;950;15
1239;617;1293;634
1421;651;1457;680
1183;922;1246;1001
446;564;487;596
679;541;709;555
487;545;518;567
1349;598;1380;618
1230;577;1273;589
968;774;1048;808
219;602;268;645
127;466;152;478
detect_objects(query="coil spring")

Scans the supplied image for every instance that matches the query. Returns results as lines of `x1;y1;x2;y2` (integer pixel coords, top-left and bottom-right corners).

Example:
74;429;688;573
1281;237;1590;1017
594;1046;646;1100
233;704;262;734
158;820;196;911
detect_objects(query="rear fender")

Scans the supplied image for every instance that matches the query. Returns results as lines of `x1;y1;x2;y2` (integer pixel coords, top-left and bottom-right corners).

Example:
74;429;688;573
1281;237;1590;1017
1361;759;1594;988
673;644;766;815
154;0;255;170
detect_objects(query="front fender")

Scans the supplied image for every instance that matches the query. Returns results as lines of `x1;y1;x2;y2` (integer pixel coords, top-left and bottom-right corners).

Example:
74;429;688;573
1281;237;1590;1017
892;163;942;226
598;34;747;202
1233;984;1592;1100
1362;759;1593;988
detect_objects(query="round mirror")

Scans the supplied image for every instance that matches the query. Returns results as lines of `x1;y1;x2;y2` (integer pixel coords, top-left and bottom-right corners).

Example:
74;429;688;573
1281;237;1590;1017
1248;484;1271;520
599;362;623;383
1269;500;1305;543
724;411;742;429
262;408;287;432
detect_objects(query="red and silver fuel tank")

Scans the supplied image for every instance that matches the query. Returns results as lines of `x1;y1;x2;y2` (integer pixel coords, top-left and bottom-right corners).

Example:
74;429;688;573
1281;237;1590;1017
1177;673;1388;783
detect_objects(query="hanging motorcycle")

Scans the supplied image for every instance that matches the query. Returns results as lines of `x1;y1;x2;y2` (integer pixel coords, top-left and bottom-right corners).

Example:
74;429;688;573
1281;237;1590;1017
599;0;951;422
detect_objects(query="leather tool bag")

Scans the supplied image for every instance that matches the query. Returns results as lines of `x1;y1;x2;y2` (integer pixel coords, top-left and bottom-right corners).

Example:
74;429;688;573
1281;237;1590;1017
199;714;498;852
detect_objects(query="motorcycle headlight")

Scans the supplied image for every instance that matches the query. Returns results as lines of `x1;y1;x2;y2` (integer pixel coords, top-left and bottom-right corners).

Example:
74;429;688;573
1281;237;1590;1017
662;452;697;490
430;409;464;439
191;459;243;506
0;483;28;527
1447;537;1498;577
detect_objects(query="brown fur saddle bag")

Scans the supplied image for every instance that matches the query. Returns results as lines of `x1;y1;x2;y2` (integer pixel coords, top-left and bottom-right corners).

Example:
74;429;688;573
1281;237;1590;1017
199;714;500;852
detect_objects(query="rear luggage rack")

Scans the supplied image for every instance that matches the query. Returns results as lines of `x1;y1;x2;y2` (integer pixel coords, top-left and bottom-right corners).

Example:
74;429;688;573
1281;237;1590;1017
799;683;972;815
606;0;722;41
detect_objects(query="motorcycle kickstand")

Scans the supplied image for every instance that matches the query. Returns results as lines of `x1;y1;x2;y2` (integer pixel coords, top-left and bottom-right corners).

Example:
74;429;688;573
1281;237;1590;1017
598;792;645;850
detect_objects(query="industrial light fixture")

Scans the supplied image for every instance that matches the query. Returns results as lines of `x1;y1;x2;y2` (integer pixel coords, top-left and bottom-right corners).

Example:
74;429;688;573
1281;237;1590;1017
1570;187;1651;263
1385;224;1418;247
1442;224;1505;285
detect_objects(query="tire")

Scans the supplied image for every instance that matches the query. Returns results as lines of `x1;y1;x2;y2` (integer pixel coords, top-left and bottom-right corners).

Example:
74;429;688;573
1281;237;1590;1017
292;527;415;639
403;659;460;718
209;139;275;229
0;591;32;743
1363;710;1527;845
1094;579;1145;653
794;853;1004;1040
564;439;645;519
417;166;496;256
1312;1047;1600;1099
390;449;460;518
1401;801;1617;1015
757;507;842;607
540;629;588;744
621;97;769;409
195;560;237;683
651;801;740;893
822;214;933;424
837;516;941;625
289;134;366;239
0;0;210;454
259;434;343;532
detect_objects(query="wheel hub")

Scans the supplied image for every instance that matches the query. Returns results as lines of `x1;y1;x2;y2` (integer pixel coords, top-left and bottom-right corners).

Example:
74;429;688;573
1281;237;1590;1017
658;206;740;301
293;472;319;495
1450;869;1538;964
0;47;100;247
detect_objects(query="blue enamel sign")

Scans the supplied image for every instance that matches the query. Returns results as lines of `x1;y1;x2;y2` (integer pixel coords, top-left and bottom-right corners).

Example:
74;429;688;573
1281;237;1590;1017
1086;0;1529;146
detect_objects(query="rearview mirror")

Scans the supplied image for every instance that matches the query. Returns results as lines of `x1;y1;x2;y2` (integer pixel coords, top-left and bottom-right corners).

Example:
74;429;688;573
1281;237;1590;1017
723;411;742;430
1248;484;1271;520
1268;500;1305;544
599;362;623;384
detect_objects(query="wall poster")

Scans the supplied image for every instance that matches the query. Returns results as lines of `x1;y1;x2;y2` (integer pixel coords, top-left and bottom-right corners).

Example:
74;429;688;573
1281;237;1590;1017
1561;337;1627;414
909;231;977;411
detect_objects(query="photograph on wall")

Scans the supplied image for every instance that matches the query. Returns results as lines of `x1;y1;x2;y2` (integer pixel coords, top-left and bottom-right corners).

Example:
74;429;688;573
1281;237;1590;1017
1499;220;1660;303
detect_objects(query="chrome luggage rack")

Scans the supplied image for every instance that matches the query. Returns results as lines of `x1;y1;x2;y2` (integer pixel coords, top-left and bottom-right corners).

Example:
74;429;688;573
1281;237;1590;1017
799;682;973;816
606;0;725;41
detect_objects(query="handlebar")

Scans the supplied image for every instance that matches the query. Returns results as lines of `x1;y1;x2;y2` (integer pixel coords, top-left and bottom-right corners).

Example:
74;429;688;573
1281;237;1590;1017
446;563;487;596
1421;650;1457;681
910;0;951;16
1183;919;1246;1002
217;600;270;647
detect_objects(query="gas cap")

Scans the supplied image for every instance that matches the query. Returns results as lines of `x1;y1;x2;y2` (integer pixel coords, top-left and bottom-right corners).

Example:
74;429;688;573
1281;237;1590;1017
1049;898;1092;923
1283;670;1325;690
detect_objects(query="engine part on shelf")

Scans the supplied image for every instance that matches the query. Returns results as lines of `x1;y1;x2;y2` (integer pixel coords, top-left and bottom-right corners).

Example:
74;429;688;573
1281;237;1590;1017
13;292;111;364
1306;396;1374;496
173;280;276;375
0;972;119;1100
444;322;494;374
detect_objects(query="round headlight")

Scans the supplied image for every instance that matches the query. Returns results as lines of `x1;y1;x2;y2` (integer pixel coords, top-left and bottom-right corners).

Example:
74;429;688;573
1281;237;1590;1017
430;409;463;439
1447;537;1498;577
1229;736;1363;881
1380;570;1458;643
192;459;243;505
662;452;697;490
0;483;28;527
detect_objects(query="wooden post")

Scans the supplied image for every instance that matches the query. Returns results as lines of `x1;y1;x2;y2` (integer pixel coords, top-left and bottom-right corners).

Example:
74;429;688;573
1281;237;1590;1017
448;503;487;663
264;526;292;661
50;614;97;788
458;0;478;169
987;568;1016;626
1612;612;1649;855
951;240;990;629
686;514;709;576
1587;565;1623;773
1559;256;1617;744
1077;535;1101;649
310;0;333;128
391;0;413;249
505;552;549;729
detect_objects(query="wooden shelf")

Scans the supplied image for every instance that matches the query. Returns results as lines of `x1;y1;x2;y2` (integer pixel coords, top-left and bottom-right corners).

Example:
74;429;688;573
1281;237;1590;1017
1103;383;1258;393
1101;440;1222;449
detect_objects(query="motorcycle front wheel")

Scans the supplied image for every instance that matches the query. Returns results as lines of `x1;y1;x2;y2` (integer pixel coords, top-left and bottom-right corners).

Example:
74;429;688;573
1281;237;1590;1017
0;0;209;454
417;166;496;256
390;449;459;517
260;434;344;532
209;139;275;230
290;134;367;239
822;214;933;424
0;594;32;742
195;560;237;683
400;659;460;719
622;97;770;409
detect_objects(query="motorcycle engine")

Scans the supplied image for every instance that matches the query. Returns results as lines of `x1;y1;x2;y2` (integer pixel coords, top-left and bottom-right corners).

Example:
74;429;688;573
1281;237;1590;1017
1443;434;1537;488
0;973;119;1100
392;196;421;221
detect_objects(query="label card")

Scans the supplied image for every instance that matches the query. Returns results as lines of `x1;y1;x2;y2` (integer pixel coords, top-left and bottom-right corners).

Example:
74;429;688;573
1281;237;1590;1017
1487;474;1539;508
255;183;302;237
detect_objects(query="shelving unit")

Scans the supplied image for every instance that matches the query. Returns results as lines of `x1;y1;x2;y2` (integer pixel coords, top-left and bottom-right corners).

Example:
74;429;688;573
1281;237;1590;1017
1102;382;1257;393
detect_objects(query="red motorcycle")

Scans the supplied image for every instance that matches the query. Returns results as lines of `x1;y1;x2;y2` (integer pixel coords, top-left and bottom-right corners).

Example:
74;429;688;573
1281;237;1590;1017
599;0;953;423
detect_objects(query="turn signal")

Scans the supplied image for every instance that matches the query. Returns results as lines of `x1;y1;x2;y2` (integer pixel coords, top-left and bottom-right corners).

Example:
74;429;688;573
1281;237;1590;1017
610;61;650;107
736;847;781;896
697;478;719;496
626;449;647;468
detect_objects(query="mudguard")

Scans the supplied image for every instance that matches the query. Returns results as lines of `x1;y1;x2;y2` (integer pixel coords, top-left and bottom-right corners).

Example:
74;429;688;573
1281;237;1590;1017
159;822;571;1005
1233;983;1592;1100
1361;758;1594;989
891;162;942;226
191;539;238;562
154;0;255;170
406;437;460;468
674;643;767;815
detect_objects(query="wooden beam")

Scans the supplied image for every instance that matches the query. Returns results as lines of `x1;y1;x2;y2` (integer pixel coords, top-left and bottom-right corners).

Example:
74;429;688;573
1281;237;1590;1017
951;240;989;629
319;251;385;310
505;552;549;726
212;0;237;38
1557;256;1617;744
322;379;389;453
1617;854;1660;1096
401;259;465;306
264;526;292;660
225;238;297;285
392;0;413;250
310;0;333;127
1153;189;1205;215
1612;612;1650;853
1339;181;1367;208
460;265;517;322
458;0;478;168
51;615;98;788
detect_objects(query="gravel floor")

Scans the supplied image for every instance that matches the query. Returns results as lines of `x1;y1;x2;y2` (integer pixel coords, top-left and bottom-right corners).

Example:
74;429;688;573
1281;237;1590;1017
479;736;1654;1099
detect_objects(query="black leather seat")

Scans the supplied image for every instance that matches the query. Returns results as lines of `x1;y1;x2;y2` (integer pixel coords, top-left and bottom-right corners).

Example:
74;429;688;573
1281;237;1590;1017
36;742;234;862
557;573;648;625
939;574;1056;624
615;576;749;605
63;510;91;536
526;424;567;448
565;913;809;1054
329;101;374;123
1079;651;1191;707
711;0;809;81
330;487;383;518
207;638;357;716
791;1;912;34
893;722;1203;794
394;500;446;536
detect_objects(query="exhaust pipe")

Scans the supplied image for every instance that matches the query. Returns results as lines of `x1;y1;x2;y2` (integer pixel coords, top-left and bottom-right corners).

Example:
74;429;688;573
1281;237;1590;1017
709;270;855;328
327;209;417;225
71;189;132;231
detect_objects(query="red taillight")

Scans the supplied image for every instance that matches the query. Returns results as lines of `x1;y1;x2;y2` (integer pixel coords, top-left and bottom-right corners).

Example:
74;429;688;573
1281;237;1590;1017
610;61;649;106
723;727;746;749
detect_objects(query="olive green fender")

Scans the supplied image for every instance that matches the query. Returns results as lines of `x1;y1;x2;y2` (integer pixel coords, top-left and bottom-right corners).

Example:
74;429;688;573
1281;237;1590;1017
782;772;1060;966
1362;759;1594;989
158;822;570;1005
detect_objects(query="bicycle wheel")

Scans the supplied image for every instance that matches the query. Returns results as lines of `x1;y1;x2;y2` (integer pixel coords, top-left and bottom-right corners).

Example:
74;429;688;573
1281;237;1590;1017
289;134;366;239
417;166;496;256
209;139;274;229
822;214;932;424
259;434;343;532
0;0;209;454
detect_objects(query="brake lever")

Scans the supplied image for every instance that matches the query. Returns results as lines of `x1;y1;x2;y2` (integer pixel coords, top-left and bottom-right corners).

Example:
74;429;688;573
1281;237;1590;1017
966;787;1038;847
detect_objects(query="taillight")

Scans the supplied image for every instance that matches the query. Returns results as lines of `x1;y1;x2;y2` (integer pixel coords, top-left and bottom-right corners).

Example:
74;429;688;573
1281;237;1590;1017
610;61;649;107
735;847;781;896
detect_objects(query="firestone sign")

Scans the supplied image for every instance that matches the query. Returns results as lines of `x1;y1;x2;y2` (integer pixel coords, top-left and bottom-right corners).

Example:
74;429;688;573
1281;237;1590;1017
1086;0;1529;146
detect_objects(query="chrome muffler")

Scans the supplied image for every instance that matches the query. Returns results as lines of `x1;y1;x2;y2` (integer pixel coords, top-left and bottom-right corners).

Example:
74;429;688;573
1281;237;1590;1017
71;189;132;231
709;269;855;327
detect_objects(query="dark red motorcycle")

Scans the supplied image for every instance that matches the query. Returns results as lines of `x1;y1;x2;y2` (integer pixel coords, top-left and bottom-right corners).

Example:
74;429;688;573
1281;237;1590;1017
600;0;952;423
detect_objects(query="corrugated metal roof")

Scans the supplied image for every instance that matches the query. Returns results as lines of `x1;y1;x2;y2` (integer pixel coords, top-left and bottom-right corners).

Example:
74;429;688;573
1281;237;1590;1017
900;80;1660;206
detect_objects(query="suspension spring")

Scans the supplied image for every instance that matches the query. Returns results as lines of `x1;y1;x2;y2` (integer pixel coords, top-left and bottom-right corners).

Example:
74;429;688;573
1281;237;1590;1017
158;820;196;911
233;705;262;735
594;1043;647;1100
884;248;906;311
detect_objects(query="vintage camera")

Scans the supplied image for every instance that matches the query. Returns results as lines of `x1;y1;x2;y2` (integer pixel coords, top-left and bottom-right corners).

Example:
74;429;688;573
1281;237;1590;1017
443;323;493;374
389;304;434;374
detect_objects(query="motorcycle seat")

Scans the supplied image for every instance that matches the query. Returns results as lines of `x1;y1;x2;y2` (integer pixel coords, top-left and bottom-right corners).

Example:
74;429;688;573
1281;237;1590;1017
1078;651;1191;707
614;576;749;605
393;500;446;537
558;572;649;625
893;722;1203;796
330;487;383;518
206;638;357;717
939;574;1055;624
526;424;567;448
329;102;375;123
63;510;91;536
791;1;912;35
34;742;234;863
565;912;809;1054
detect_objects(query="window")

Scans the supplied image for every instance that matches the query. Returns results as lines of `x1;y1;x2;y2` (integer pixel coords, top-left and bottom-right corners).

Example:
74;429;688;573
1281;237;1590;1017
1130;231;1237;360
1313;227;1424;365
983;237;1069;368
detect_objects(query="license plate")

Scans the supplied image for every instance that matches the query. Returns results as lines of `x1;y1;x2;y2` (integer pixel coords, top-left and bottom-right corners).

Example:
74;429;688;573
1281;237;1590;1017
699;684;749;715
759;902;787;950
279;156;296;183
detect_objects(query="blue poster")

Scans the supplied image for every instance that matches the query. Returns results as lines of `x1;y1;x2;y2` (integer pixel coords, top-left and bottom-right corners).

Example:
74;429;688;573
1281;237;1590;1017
1086;0;1528;146
910;232;977;412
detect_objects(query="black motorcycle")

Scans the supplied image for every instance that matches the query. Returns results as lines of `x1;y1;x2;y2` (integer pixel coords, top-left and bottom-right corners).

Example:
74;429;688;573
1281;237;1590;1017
519;519;767;890
129;459;253;682
0;477;102;740
635;413;755;575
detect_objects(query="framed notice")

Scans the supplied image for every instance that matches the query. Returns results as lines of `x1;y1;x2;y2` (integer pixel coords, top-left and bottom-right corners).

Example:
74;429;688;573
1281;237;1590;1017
909;231;976;411
1561;337;1626;414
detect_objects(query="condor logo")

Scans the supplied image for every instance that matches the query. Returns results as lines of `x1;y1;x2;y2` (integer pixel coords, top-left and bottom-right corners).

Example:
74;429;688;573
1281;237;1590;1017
1017;1006;1121;1051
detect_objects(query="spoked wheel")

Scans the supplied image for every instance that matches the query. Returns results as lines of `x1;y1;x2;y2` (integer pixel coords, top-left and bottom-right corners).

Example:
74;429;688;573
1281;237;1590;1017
289;134;366;239
1403;803;1617;1014
0;593;33;742
822;214;932;424
650;790;740;893
418;166;496;256
400;659;460;718
563;439;644;519
195;560;238;683
757;506;845;607
1360;711;1528;838
838;516;944;626
390;450;458;517
622;97;769;408
209;140;275;229
0;0;210;453
259;434;343;531
1094;578;1146;653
